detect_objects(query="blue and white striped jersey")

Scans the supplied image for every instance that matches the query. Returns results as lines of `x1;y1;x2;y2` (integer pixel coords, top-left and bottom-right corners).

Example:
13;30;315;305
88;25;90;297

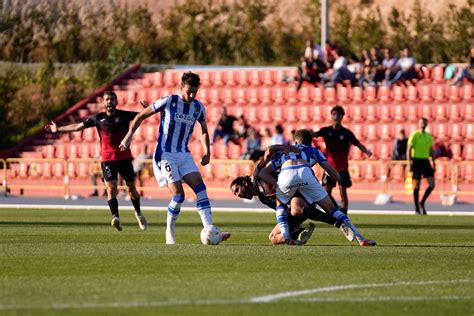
271;144;327;170
152;94;206;159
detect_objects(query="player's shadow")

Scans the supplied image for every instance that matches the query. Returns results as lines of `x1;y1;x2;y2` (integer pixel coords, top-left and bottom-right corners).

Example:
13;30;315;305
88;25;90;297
355;224;473;230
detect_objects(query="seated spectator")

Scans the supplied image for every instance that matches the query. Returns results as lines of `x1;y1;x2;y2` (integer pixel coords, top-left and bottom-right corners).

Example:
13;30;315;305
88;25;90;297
211;107;237;145
260;127;273;149
241;127;263;161
322;48;355;87
89;158;106;197
369;47;385;84
270;124;287;145
386;47;418;86
234;115;250;142
434;141;453;159
382;48;398;85
296;39;327;91
391;129;408;161
452;46;474;86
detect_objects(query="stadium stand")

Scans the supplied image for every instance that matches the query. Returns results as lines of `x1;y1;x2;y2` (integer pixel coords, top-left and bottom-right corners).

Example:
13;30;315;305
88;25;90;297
1;65;473;202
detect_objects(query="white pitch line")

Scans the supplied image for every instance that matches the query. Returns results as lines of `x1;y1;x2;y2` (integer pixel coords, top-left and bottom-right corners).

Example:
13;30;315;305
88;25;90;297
0;279;470;311
249;279;472;303
0;204;473;215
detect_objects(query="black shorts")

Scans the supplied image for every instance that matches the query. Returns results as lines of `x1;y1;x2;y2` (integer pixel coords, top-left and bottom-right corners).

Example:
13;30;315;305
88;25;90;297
289;214;307;239
411;158;434;180
322;171;352;188
101;159;135;183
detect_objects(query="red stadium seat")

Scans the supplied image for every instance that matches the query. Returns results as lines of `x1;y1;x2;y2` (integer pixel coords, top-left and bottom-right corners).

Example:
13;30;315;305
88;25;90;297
67;162;77;179
200;71;213;87
222;88;235;105
42;162;53;179
448;85;460;102
366;104;378;123
209;88;222;106
448;103;463;122
450;123;464;141
299;86;313;104
379;124;392;141
224;70;237;87
213;71;224;87
202;164;214;181
351;86;364;103
434;104;447;122
273;87;286;105
431;66;444;83
378;143;392;160
285;106;298;123
260;87;273;105
163;71;177;87
406;85;419;102
152;72;163;87
377;85;391;102
465;123;474;141
420;104;434;121
365;124;379;141
461;164;474;183
392;85;405;102
324;87;336;103
263;70;276;86
433;85;447;102
311;106;326;123
350;105;365;123
298;105;312;123
259;106;273;123
465;103;474;122
249;70;262;86
313;86;324;103
28;162;41;179
390;163;406;182
53;162;65;179
419;85;432;102
365;86;377;103
68;145;79;159
78;162;89;179
237;70;249;87
214;143;229;159
463;143;474;160
228;143;242;159
378;104;392;123
43;145;55;159
461;84;472;102
247;88;259;105
363;164;379;182
286;86;298;105
451;143;462;161
234;88;248;106
393;104;407;122
351;124;365;141
79;144;91;158
434;123;449;141
272;106;285;123
336;86;351;103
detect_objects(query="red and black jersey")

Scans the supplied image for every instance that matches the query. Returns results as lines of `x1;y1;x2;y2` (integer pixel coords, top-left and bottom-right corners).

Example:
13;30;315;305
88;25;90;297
314;126;360;172
83;110;137;162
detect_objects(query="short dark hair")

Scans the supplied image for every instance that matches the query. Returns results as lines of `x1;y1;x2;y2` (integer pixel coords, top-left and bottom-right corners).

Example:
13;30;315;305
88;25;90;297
294;129;313;146
103;91;117;100
331;105;345;116
181;71;200;87
230;176;251;189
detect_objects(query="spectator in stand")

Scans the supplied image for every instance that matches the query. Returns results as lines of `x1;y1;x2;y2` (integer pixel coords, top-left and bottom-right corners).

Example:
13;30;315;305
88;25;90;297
211;107;237;145
369;47;385;85
234;115;250;143
270;124;287;145
133;143;152;196
386;47;418;86
322;48;355;87
392;129;408;161
241;127;263;161
433;141;453;160
260;127;273;149
296;39;327;91
452;46;474;86
312;105;373;215
382;48;398;85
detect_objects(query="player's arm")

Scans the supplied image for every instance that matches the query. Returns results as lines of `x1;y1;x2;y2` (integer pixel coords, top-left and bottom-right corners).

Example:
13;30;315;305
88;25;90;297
429;145;436;172
198;120;211;166
119;104;155;151
355;142;372;157
44;121;86;133
259;161;277;188
407;143;413;172
320;161;340;183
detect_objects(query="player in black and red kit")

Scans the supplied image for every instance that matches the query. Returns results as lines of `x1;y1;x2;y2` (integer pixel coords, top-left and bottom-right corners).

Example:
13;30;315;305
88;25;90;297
313;105;372;214
44;91;148;231
230;163;355;245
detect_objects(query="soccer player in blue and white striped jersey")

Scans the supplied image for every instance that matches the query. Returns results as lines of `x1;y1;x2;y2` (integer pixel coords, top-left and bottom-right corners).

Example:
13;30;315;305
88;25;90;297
120;72;230;244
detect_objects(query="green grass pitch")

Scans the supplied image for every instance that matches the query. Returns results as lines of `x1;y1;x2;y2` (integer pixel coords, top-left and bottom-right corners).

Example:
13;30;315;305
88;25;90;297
0;208;472;315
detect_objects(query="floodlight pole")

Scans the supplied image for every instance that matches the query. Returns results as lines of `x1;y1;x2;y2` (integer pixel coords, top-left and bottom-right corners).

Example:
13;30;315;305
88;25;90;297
321;0;329;62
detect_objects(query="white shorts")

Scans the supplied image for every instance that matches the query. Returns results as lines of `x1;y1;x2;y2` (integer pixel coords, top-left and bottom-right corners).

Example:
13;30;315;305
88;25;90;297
153;152;199;187
276;164;328;205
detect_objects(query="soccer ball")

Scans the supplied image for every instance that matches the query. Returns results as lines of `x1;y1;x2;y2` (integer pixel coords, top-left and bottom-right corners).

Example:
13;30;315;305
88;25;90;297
200;225;222;245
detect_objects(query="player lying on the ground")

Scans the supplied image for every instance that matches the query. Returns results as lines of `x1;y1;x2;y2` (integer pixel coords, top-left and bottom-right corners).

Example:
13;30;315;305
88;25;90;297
230;169;355;245
258;129;376;246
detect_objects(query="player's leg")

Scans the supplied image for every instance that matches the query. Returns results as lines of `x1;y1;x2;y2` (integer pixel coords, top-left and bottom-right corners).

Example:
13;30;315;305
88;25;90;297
268;224;286;245
120;159;147;230
412;163;422;214
102;161;122;231
338;171;352;214
420;161;435;215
